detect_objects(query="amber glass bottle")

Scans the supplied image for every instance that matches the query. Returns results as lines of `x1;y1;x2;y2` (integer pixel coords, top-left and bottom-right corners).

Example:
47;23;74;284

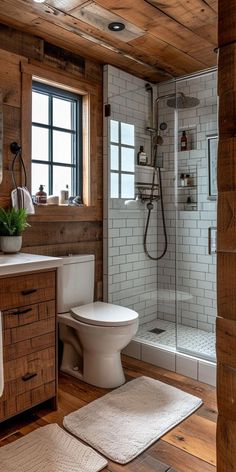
180;131;187;151
35;184;47;204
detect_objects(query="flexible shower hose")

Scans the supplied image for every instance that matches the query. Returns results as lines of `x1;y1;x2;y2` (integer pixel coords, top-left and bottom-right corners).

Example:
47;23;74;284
143;166;168;260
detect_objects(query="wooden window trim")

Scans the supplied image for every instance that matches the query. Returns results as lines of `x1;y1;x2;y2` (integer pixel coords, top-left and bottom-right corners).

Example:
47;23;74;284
21;62;102;222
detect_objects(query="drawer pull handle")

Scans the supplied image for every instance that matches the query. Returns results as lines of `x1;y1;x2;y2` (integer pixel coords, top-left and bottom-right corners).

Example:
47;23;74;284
11;308;33;316
21;289;37;296
22;372;37;381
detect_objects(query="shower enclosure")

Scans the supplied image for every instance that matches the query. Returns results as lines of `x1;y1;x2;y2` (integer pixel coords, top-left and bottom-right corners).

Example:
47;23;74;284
103;65;217;370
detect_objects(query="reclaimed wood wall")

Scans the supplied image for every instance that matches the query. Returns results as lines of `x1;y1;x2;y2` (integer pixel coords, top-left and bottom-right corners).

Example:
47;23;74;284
0;25;103;298
217;0;236;470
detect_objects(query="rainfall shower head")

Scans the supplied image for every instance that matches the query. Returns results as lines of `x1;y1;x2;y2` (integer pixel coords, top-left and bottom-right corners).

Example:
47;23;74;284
166;93;200;109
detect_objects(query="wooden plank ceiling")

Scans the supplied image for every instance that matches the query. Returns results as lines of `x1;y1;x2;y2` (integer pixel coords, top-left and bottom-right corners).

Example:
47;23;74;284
0;0;217;82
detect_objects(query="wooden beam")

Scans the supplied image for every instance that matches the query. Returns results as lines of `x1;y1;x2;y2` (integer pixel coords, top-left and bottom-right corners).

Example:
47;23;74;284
218;0;236;46
217;139;236;192
0;23;43;60
217;0;236;470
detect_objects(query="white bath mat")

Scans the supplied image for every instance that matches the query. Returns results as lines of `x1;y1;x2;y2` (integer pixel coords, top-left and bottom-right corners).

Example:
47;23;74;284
64;376;202;464
0;424;107;472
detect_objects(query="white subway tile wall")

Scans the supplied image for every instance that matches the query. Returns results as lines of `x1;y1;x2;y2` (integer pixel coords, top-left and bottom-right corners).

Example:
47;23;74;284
103;65;217;351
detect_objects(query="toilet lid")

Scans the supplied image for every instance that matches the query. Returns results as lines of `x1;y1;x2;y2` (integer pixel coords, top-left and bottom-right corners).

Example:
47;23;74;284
70;301;139;327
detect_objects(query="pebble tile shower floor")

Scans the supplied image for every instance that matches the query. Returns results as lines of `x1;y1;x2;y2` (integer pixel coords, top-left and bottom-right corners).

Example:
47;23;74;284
135;319;216;360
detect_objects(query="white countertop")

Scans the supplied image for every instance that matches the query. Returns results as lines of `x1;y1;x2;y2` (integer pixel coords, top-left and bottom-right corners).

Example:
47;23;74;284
0;252;62;276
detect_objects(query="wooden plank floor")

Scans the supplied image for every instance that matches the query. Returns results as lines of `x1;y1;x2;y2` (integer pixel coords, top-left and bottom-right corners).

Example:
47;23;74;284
0;355;217;472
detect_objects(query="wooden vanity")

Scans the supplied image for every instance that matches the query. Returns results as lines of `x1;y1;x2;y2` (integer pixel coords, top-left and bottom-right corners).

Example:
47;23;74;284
0;253;62;422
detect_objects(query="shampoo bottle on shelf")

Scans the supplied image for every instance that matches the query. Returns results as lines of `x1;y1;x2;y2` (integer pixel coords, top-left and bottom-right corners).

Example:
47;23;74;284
59;185;69;205
137;146;147;166
180;173;185;187
180;131;187;151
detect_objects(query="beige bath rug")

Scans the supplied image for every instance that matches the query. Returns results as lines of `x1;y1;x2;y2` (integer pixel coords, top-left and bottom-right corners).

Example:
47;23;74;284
0;423;107;472
64;375;202;464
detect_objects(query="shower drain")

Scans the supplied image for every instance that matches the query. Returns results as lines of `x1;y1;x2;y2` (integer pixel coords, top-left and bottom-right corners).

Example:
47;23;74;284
148;328;166;335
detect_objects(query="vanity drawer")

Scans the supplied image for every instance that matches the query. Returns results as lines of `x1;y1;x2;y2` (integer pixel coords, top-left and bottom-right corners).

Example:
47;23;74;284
4;346;55;384
2;300;56;362
0;270;56;310
3;300;56;329
4;331;56;362
0;348;56;420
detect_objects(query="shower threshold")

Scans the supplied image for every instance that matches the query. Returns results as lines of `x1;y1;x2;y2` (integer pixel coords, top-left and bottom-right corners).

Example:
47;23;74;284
135;318;216;361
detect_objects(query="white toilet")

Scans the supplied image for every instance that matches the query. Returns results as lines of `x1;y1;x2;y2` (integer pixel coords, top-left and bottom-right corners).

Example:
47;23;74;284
57;254;139;388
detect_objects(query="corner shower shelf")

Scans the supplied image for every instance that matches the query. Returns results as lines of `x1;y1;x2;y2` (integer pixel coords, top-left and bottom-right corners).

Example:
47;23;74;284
177;165;198;211
178;125;197;152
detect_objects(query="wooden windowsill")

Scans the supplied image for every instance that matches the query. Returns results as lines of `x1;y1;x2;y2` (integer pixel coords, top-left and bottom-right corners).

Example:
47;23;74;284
28;204;102;222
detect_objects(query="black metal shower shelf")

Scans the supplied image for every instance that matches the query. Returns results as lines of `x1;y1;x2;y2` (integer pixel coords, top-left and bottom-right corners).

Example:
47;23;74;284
177;185;197;189
135;182;159;202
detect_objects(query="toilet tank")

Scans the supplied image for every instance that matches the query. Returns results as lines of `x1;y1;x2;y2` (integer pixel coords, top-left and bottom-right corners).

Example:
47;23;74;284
57;254;95;313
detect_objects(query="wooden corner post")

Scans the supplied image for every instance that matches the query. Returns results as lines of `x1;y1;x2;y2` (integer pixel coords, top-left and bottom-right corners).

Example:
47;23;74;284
217;0;236;470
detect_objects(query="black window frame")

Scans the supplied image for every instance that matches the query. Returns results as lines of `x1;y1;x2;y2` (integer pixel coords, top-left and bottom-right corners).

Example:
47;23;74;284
31;81;83;197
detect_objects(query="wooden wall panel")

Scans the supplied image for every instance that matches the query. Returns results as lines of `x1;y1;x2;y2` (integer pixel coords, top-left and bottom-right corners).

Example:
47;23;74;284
218;44;236;95
0;28;103;298
218;253;236;319
218;0;236;46
217;415;236;472
217;0;236;470
218;91;236;137
217;138;236;192
217;192;236;251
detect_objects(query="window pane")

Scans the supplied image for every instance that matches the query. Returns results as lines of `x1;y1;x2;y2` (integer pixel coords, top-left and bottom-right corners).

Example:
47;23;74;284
121;173;135;199
32;126;49;161
32;91;49;125
53;165;72;197
53;131;72;164
121;123;134;146
53;97;73;130
110;120;119;143
110;145;119;170
121;147;134;172
110;172;119;198
32;163;49;196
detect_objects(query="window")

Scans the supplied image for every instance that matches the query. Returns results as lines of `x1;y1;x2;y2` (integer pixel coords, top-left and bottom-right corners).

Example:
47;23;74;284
31;82;82;197
109;120;135;199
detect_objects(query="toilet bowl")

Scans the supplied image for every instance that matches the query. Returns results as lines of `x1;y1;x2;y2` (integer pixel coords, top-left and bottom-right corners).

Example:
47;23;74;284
57;255;139;388
59;302;138;388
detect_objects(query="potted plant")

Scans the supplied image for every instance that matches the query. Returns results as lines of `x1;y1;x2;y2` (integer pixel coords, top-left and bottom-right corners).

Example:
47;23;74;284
0;208;30;253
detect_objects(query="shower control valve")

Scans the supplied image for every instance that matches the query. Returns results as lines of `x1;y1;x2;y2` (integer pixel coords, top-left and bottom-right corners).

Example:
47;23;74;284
147;202;154;210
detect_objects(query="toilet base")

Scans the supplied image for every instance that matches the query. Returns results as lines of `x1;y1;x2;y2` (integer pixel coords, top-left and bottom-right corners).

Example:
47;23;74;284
58;312;139;389
61;351;126;389
84;351;125;388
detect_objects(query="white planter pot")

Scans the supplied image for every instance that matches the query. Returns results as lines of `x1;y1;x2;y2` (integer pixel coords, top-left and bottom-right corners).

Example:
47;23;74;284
0;235;22;254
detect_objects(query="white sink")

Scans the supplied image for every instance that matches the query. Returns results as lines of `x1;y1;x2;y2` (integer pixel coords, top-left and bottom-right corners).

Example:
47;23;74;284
0;312;3;397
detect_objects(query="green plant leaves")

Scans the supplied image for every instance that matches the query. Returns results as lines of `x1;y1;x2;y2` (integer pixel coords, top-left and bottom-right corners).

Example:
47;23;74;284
0;208;30;236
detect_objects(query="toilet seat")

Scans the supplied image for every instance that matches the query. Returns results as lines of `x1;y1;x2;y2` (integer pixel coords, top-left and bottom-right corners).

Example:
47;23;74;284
70;301;138;327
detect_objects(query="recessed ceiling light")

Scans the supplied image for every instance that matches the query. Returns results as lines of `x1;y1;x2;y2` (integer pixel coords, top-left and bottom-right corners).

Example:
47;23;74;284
33;0;46;3
108;22;125;32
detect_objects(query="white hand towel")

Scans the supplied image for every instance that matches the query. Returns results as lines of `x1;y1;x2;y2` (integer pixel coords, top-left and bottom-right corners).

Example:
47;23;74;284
11;187;35;214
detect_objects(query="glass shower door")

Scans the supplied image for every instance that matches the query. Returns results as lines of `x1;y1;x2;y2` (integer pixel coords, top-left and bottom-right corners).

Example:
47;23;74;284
176;71;217;362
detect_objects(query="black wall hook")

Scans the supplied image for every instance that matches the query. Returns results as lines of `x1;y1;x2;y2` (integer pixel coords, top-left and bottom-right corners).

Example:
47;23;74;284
10;142;21;155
